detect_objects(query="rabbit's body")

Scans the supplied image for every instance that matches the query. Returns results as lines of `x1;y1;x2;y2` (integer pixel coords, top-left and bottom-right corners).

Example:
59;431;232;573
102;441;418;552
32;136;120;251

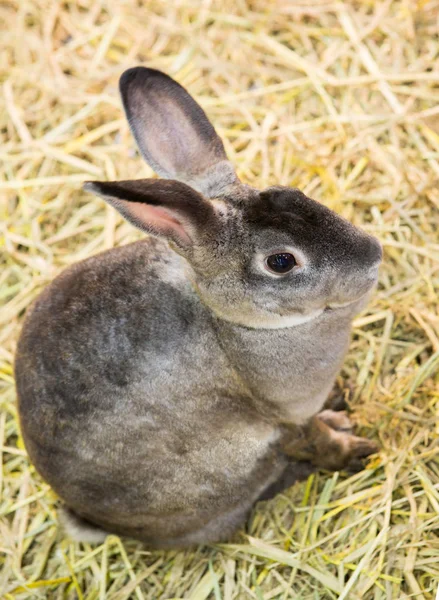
16;236;353;546
15;68;382;547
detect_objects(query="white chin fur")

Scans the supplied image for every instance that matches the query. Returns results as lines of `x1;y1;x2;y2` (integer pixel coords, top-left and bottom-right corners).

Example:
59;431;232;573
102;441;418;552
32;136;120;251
222;308;325;330
327;300;356;309
58;506;108;544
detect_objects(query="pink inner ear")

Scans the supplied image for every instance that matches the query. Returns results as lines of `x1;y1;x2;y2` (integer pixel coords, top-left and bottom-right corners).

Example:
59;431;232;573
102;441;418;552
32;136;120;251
125;201;192;245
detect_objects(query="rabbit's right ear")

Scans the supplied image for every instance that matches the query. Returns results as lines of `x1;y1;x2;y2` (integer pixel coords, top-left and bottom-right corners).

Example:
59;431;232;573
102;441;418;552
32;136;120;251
119;67;238;198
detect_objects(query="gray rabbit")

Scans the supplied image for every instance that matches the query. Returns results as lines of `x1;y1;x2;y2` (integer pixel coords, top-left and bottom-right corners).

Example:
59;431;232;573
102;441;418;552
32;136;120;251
15;67;382;548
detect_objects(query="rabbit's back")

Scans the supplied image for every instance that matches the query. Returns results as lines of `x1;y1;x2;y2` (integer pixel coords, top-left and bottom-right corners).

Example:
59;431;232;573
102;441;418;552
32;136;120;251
16;238;204;425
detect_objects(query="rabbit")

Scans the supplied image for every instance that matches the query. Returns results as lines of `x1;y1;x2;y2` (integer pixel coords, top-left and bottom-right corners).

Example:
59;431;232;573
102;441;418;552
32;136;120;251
15;67;382;548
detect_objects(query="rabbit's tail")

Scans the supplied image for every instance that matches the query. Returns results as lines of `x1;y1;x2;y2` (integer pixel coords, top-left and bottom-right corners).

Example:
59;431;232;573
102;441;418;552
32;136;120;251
58;505;108;544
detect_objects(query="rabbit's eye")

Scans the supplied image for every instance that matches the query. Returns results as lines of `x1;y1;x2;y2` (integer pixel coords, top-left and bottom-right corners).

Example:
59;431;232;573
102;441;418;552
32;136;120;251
266;253;296;274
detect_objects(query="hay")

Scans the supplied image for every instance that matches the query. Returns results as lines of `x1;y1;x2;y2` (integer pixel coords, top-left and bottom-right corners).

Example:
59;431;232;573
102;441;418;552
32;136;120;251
1;0;439;598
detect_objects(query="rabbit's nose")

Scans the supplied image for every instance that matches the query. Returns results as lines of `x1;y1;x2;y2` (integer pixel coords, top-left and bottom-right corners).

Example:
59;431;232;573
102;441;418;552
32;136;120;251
357;236;382;270
367;237;383;267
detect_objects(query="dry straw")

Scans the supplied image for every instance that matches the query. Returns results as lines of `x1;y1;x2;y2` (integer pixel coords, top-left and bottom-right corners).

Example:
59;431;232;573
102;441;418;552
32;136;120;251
1;0;439;598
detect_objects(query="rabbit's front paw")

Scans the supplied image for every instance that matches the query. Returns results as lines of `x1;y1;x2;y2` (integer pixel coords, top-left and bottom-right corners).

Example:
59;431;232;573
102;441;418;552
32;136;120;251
311;413;378;471
280;413;378;472
340;434;380;473
316;409;353;433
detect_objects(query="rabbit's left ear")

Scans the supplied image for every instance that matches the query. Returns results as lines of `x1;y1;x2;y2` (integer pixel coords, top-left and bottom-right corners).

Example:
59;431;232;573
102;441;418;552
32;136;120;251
119;67;239;198
84;179;217;250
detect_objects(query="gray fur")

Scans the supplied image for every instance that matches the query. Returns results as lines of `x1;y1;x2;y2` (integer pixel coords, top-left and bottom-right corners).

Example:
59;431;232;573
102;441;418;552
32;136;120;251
15;67;382;547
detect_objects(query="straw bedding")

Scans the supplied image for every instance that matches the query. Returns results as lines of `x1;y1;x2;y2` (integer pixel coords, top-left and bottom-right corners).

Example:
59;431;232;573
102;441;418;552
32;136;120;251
1;1;438;598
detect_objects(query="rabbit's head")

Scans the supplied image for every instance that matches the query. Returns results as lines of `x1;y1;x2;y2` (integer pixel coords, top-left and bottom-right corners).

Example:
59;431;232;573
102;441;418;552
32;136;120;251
86;68;382;329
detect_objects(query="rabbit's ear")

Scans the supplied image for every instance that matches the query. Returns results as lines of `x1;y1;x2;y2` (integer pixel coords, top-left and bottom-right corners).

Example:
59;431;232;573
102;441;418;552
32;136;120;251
84;179;217;249
119;67;238;198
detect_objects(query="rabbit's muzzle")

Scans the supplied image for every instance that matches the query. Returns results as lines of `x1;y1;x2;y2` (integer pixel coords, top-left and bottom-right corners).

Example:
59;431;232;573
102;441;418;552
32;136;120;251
326;236;382;309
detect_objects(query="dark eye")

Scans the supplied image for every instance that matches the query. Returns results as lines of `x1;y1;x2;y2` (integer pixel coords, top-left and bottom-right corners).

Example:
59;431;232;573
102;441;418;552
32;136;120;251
266;253;297;274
